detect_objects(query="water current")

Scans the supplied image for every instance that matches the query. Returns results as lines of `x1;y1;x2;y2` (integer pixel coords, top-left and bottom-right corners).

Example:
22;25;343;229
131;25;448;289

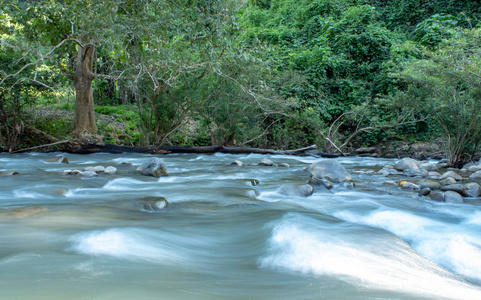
1;152;481;299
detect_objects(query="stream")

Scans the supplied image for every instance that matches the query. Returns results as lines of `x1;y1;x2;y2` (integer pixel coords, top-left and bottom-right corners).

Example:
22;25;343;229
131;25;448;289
1;152;481;300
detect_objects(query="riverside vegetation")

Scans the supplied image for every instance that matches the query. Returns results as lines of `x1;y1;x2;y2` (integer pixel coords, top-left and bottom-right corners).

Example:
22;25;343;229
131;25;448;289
1;0;481;167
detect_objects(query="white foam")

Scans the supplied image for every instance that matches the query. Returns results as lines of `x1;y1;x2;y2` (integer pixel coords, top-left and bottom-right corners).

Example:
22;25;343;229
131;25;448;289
13;190;45;199
102;178;153;191
260;214;481;299
335;209;481;284
69;228;183;263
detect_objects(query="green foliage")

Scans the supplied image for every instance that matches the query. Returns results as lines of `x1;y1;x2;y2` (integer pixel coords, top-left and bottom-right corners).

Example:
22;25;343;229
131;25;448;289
393;26;481;166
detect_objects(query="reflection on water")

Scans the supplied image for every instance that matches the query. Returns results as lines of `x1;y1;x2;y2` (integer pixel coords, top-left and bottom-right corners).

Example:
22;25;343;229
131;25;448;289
0;152;480;299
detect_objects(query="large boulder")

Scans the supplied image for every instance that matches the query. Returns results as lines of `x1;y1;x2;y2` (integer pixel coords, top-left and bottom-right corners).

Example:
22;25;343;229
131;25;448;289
440;184;466;196
137;158;169;177
444;191;464;203
418;180;441;190
439;171;463;181
394;158;420;171
307;160;352;189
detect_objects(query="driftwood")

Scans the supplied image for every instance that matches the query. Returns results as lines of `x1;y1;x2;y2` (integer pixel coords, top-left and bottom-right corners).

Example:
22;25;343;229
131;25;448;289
56;142;341;157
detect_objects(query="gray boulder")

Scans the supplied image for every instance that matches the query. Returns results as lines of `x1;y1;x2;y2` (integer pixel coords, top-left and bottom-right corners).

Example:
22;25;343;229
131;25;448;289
439;171;462;181
419;163;438;171
278;163;290;168
259;158;275;166
137;158;169;177
400;182;420;191
469;171;481;180
307;160;352;189
418;188;431;196
428;171;442;180
441;184;466;196
394;158;420;171
84;166;105;172
465;182;481;197
279;184;314;197
468;165;481;172
378;167;399;176
429;191;445;202
418;180;441;190
80;171;98;178
444;191;464;203
439;177;457;186
403;168;428;177
104;166;117;174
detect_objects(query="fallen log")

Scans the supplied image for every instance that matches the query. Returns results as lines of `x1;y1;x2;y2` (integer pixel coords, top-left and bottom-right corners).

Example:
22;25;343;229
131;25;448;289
19;140;342;158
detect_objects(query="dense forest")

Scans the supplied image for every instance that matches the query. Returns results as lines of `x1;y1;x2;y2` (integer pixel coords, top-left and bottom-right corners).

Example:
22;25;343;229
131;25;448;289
1;0;481;166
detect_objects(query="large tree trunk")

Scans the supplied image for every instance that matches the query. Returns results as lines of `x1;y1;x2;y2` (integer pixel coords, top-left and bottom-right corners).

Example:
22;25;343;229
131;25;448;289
73;43;97;136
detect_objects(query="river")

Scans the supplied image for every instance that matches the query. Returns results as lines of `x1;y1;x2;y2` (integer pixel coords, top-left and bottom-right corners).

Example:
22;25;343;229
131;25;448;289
1;152;481;299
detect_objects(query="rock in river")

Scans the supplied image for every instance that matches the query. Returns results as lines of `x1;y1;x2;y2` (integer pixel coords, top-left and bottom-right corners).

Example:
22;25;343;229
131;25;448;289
307;160;352;189
137;158;169;178
444;191;464;203
279;184;314;197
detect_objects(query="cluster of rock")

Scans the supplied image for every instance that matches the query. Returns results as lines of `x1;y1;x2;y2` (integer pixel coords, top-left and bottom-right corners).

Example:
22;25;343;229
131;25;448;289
231;158;289;168
63;165;118;177
61;157;169;179
376;157;481;203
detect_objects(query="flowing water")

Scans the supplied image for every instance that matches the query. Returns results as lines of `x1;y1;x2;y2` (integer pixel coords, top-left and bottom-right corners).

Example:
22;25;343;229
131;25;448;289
1;152;481;300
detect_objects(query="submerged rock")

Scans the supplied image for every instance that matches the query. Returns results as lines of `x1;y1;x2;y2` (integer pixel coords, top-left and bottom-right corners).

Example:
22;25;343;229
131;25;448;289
46;155;69;164
137;158;168;178
63;169;81;175
278;163;290;168
0;171;19;176
138;197;169;212
279;184;314;197
231;160;244;167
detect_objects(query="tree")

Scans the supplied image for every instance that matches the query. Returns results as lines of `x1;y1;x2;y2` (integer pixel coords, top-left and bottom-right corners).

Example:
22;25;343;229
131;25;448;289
394;26;481;166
